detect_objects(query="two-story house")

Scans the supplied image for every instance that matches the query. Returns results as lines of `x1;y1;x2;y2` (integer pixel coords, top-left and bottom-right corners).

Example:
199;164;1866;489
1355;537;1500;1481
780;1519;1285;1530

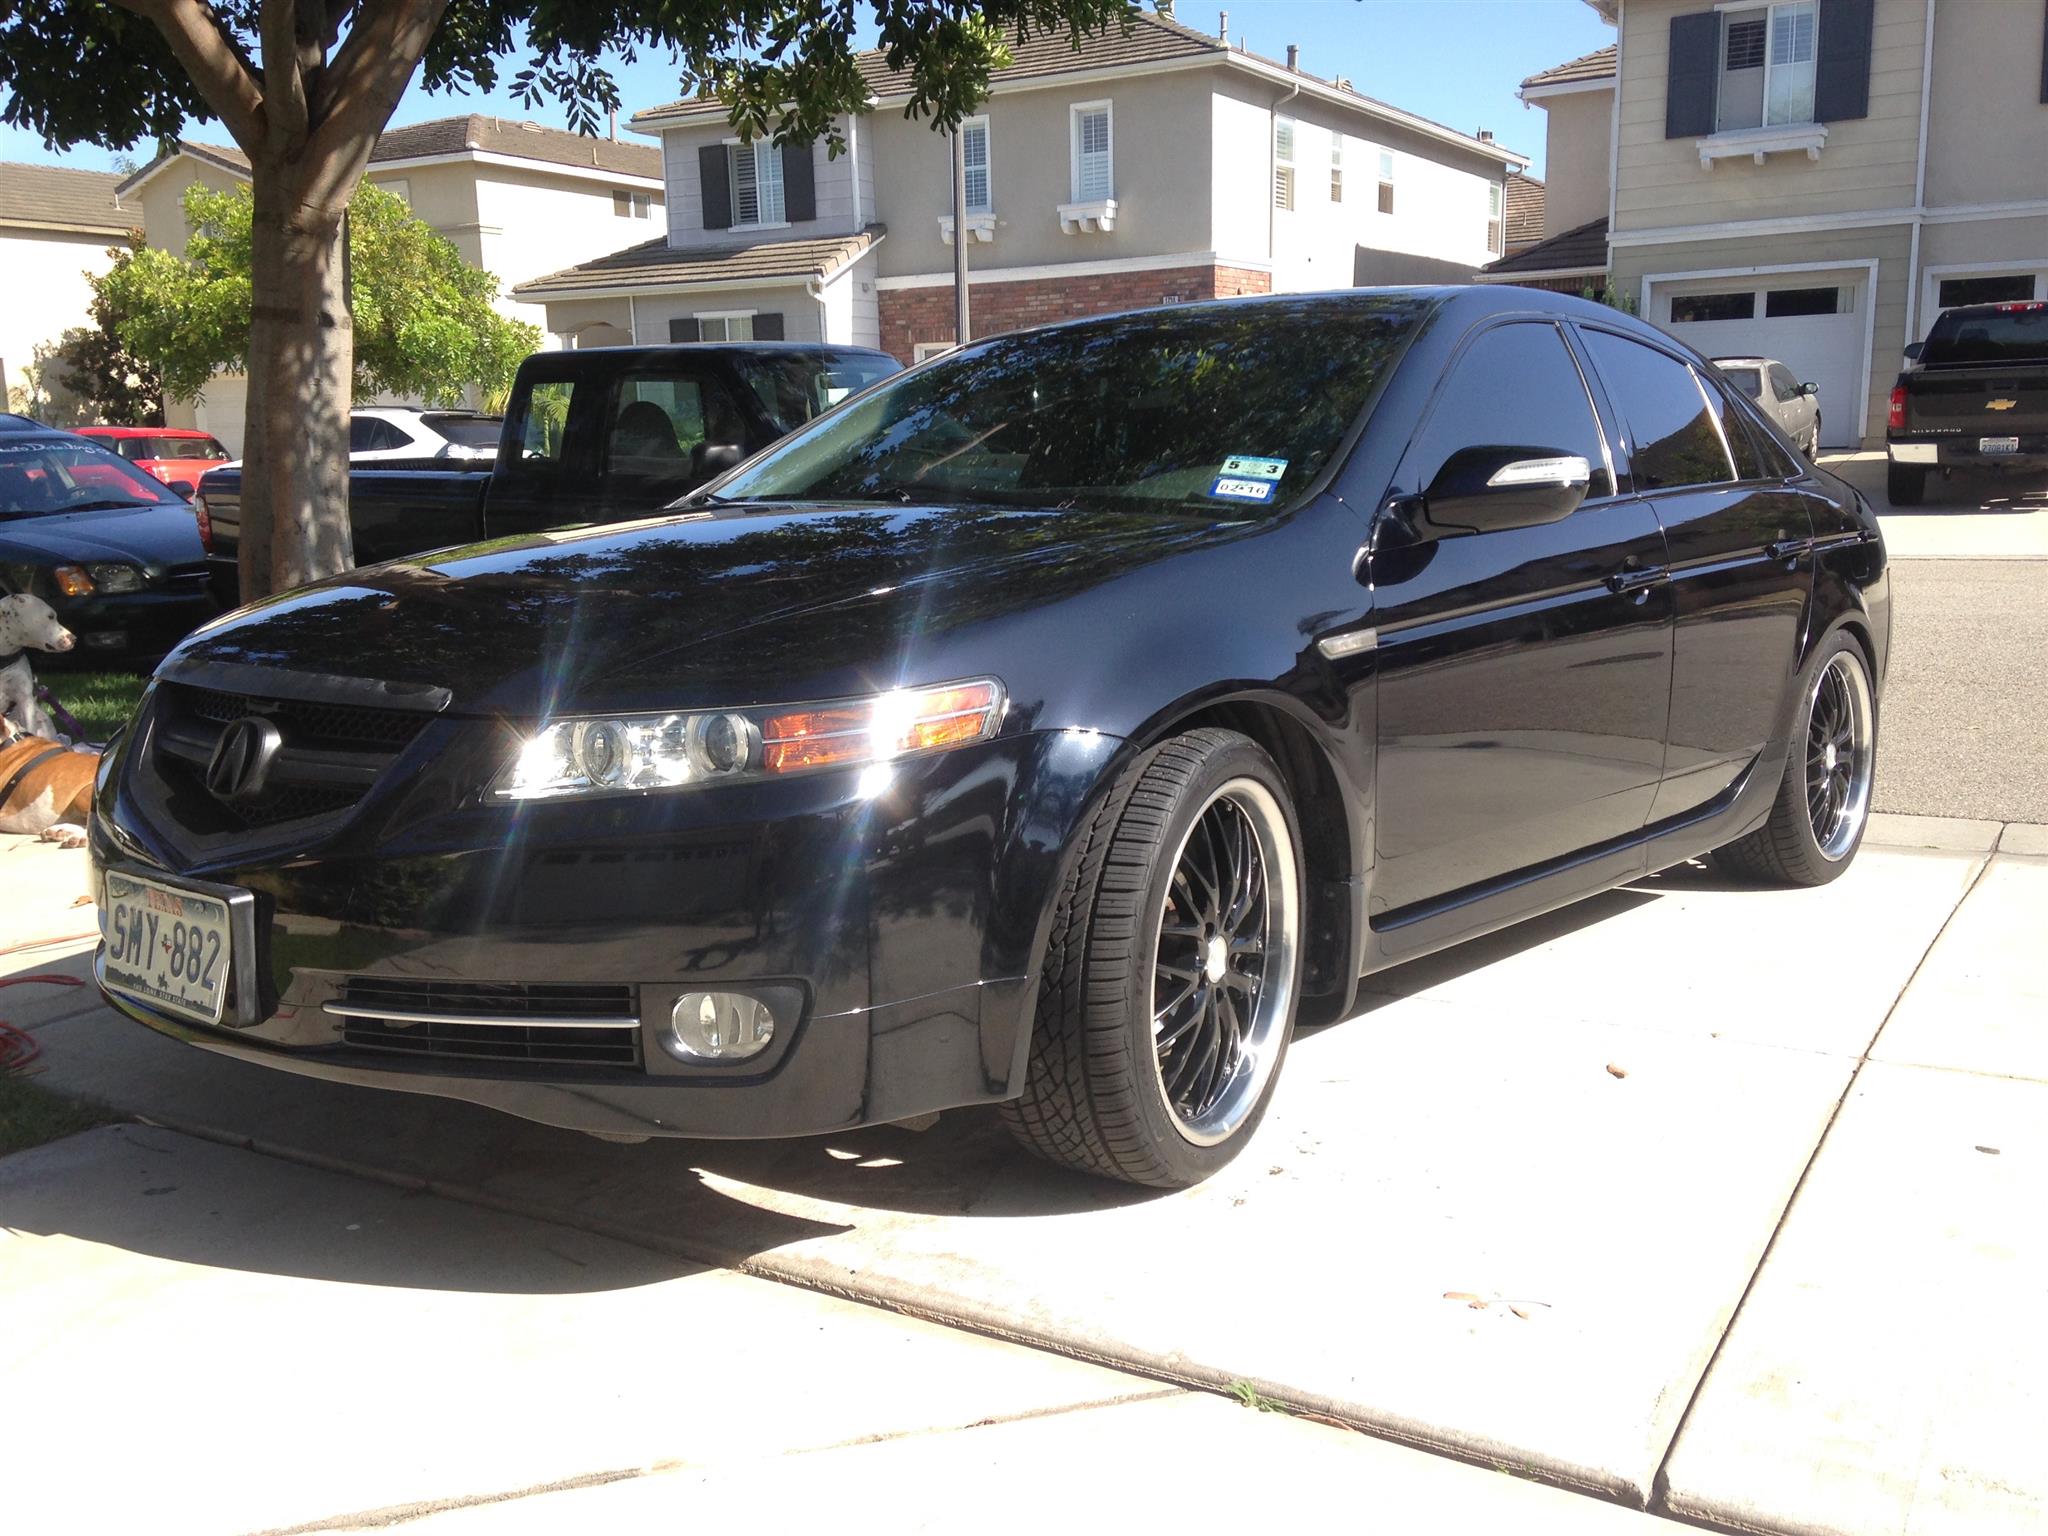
0;163;139;413
513;6;1526;361
1479;43;1617;291
1497;0;2047;450
117;116;665;450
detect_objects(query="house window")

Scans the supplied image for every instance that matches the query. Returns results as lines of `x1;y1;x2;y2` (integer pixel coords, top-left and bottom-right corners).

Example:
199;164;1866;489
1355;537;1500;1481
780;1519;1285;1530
613;190;652;219
957;116;992;215
1376;150;1395;215
1669;291;1757;322
1330;137;1343;203
1487;182;1504;255
1274;118;1296;210
1938;274;2036;309
695;312;756;342
729;141;786;226
1718;2;1818;131
914;342;955;363
1764;286;1842;317
1072;103;1113;202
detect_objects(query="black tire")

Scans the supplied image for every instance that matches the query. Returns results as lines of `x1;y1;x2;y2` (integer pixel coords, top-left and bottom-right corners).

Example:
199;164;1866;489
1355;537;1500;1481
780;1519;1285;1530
1714;632;1878;888
1000;728;1304;1189
1887;461;1926;506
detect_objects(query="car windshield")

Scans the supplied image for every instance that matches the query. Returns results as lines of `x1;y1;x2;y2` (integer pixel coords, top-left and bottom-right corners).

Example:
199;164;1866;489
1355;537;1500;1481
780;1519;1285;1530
1717;366;1762;397
1921;304;2048;367
420;413;504;449
714;298;1430;516
0;437;185;517
732;352;903;434
147;435;230;460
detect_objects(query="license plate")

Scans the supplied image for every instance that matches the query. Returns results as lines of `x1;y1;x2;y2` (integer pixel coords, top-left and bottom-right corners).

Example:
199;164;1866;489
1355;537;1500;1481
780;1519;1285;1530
1980;436;2020;455
100;870;235;1026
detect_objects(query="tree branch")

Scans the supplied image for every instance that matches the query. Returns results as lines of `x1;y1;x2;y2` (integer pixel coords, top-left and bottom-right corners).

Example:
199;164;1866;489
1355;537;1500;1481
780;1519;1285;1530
260;0;310;145
299;0;451;208
111;0;267;152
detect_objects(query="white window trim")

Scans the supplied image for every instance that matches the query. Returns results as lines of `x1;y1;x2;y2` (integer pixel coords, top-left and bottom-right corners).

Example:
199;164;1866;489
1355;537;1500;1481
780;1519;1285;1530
961;114;993;216
1069;99;1114;204
1274;116;1296;211
694;308;759;342
939;211;998;245
1695;120;1828;168
1714;1;1819;139
1375;148;1395;213
913;342;956;363
721;136;789;229
1917;262;2048;340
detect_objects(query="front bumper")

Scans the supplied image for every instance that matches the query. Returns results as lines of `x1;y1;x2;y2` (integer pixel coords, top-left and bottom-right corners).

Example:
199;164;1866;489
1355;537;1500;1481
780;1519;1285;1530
89;710;1123;1141
56;589;221;657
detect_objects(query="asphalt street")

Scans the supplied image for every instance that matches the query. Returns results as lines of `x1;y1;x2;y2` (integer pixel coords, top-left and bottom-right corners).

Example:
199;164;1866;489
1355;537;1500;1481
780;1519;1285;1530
1877;557;2048;823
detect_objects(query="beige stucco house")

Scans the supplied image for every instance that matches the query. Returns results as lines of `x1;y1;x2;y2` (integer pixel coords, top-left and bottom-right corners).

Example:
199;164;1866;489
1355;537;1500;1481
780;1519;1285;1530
1491;0;2048;449
0;162;139;412
119;116;665;452
516;6;1528;361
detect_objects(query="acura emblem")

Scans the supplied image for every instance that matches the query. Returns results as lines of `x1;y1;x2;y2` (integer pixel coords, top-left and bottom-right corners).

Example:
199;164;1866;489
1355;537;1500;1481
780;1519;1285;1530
205;716;283;802
1986;398;2017;411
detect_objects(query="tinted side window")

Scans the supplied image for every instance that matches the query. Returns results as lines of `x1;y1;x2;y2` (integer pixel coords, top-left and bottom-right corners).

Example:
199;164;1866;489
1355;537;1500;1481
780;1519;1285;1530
1581;331;1734;490
348;417;379;451
1769;364;1801;403
1693;367;1766;480
1408;322;1614;500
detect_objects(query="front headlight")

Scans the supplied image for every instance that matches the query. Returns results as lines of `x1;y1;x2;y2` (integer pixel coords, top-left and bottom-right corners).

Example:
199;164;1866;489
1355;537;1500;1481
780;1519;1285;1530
492;678;1006;801
87;563;146;593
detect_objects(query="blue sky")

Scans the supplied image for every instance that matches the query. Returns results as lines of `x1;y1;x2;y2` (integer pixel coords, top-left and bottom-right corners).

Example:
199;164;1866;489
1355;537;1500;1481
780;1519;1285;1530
2;1;1611;182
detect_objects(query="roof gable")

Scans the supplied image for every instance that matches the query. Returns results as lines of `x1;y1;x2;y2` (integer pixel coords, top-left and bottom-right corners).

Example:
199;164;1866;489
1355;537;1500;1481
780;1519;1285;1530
1521;44;1617;92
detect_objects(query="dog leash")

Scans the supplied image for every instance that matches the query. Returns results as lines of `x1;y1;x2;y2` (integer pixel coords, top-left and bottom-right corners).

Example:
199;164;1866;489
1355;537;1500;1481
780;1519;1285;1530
32;683;94;746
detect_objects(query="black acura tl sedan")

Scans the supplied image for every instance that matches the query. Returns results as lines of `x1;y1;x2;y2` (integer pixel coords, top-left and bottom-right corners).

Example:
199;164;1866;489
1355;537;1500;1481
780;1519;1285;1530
88;289;1889;1188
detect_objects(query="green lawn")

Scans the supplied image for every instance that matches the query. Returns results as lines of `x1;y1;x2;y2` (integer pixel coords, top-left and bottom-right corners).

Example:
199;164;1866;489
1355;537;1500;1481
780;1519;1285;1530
0;1074;121;1158
40;670;148;743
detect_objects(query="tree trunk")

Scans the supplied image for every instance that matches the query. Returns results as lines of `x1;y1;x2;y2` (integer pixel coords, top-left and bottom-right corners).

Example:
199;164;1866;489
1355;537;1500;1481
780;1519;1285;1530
239;168;354;603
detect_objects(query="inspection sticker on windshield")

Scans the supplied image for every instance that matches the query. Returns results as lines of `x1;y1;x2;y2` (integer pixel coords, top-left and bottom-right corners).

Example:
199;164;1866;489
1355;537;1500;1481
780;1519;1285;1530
1221;455;1288;481
1209;476;1277;503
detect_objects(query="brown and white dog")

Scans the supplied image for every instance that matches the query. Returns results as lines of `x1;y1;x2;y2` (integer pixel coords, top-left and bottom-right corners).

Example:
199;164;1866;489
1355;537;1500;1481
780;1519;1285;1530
0;730;98;846
0;593;77;740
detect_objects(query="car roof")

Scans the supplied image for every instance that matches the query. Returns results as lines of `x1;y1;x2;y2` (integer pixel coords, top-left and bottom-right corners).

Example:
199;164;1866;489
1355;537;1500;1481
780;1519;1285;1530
75;425;218;438
0;412;49;433
352;405;492;419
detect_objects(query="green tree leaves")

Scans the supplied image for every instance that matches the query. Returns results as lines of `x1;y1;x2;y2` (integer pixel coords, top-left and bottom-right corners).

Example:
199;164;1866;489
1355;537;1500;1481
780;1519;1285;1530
98;181;540;409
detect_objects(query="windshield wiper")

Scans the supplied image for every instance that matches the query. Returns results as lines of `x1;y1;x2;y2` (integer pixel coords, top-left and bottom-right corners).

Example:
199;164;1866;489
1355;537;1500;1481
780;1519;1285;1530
58;498;162;512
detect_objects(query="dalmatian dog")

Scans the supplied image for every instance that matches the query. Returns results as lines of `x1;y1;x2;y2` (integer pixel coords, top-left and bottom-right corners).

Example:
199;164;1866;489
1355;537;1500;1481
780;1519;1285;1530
0;592;75;741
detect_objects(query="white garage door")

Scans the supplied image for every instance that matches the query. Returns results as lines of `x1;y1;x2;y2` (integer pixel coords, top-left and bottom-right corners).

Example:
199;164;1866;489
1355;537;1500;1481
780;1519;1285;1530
1653;273;1865;449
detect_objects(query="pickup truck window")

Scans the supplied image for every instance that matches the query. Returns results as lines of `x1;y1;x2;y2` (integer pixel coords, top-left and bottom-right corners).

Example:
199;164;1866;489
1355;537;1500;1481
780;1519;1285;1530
608;372;749;490
519;381;575;461
1919;304;2048;368
735;353;902;434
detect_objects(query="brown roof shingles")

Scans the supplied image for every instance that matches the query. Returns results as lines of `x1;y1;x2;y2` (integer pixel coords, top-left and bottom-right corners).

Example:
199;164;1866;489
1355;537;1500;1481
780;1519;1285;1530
513;226;884;297
1504;173;1544;254
0;162;137;235
1521;44;1616;91
1482;215;1609;277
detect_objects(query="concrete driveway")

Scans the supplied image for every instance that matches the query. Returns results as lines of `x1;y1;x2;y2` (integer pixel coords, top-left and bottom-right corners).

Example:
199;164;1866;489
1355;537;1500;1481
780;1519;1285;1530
7;814;2044;1534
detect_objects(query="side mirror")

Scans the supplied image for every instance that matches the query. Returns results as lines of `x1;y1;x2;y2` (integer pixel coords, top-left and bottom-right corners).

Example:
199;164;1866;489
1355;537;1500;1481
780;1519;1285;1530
1417;445;1592;537
169;480;196;500
1903;341;1925;362
1801;381;1820;397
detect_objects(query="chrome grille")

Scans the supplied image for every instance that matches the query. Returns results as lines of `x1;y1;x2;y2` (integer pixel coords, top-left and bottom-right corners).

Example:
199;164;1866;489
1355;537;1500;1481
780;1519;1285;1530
325;979;642;1069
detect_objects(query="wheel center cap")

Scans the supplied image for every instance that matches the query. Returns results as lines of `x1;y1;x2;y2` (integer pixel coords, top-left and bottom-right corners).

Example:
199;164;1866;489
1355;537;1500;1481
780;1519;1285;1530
1823;741;1839;773
1204;935;1228;985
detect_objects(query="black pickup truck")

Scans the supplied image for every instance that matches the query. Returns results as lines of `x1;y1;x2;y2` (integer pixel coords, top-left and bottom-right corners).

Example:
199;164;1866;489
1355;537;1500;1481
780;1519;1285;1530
1886;300;2048;506
197;341;899;586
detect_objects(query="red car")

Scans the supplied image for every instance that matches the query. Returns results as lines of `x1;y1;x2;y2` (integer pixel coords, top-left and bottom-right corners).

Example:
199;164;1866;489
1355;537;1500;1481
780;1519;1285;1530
73;427;231;495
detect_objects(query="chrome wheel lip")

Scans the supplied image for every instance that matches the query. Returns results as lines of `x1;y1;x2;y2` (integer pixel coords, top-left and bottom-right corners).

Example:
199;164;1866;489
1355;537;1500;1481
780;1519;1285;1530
1146;777;1299;1148
1806;650;1875;862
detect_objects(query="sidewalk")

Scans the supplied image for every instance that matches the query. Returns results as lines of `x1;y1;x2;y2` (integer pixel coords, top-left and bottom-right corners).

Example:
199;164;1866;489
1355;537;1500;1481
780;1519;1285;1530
5;815;2044;1533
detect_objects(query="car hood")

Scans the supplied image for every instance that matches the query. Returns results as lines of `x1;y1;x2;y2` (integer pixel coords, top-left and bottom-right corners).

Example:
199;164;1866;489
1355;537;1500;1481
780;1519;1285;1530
162;500;1220;717
0;504;205;569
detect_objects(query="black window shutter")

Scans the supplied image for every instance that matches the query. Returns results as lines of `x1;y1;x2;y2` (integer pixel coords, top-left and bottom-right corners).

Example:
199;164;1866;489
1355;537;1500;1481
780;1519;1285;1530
699;144;732;230
1814;0;1875;122
1665;11;1721;138
782;143;816;224
752;312;785;341
669;317;700;343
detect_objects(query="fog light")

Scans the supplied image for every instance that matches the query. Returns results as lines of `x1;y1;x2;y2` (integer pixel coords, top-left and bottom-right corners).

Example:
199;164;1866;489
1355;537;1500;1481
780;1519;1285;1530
664;990;776;1062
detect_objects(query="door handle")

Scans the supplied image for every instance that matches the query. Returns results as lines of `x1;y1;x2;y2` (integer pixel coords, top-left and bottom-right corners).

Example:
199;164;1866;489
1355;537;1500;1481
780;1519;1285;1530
1604;564;1670;596
1766;536;1812;563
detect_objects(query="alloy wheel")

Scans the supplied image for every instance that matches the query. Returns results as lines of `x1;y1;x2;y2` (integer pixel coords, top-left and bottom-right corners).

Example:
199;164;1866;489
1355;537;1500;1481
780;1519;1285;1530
1806;650;1874;861
1148;778;1299;1146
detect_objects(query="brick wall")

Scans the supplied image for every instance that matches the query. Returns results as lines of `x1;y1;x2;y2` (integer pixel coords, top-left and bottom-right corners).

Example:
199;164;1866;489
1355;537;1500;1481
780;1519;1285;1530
878;262;1274;362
